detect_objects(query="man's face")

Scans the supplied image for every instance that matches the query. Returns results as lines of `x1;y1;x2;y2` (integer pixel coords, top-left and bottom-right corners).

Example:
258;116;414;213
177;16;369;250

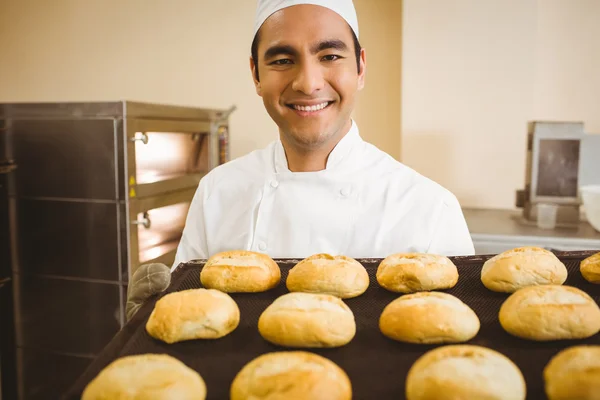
250;5;366;150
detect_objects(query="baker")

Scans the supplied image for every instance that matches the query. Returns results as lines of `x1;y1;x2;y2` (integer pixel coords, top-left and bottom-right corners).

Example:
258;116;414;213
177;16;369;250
126;0;474;320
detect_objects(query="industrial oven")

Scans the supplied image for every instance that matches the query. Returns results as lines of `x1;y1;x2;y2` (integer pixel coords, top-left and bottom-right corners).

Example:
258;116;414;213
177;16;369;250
0;101;234;399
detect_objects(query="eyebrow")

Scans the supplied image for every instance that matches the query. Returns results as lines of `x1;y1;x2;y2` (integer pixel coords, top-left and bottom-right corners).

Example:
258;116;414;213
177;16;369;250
263;39;349;61
311;39;348;54
264;44;297;60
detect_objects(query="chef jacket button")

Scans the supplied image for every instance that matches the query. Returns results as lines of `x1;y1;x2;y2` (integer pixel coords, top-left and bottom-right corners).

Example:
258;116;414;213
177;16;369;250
340;187;350;197
270;180;279;188
258;242;267;251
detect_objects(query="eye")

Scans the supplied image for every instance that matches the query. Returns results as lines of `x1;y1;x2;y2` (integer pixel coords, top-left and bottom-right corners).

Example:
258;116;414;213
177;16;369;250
270;59;293;65
322;54;342;61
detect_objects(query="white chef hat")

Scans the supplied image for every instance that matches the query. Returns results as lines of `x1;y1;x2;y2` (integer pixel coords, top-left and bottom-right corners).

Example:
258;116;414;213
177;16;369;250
253;0;359;39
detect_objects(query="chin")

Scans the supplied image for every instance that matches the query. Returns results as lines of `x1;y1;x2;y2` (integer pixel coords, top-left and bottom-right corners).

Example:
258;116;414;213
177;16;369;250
287;129;331;148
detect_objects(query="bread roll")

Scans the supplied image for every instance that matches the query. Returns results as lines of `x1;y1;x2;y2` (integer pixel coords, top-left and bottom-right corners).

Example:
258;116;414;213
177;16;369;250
499;285;600;341
481;246;568;293
82;354;206;400
379;292;480;344
581;252;600;284
201;250;280;292
286;253;369;298
406;345;526;400
146;288;240;344
230;351;351;400
544;345;600;400
376;253;458;293
258;292;356;348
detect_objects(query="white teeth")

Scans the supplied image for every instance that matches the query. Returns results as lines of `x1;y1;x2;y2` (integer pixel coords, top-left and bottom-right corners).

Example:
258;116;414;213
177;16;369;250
292;102;329;112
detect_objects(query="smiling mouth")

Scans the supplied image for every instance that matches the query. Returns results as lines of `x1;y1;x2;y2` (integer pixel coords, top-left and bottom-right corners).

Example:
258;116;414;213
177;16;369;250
286;101;334;113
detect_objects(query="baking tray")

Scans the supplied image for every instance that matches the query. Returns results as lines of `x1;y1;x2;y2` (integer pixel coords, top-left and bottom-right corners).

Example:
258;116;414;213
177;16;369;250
64;251;600;400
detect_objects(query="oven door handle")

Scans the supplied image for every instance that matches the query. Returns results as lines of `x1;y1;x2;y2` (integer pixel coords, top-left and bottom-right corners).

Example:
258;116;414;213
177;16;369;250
132;211;151;229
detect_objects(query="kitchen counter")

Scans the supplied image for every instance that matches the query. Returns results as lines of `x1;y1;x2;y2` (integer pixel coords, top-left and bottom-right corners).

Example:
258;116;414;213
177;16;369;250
463;208;600;254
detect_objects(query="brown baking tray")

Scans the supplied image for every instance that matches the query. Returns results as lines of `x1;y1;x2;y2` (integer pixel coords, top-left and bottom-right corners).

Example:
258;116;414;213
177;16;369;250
64;251;600;400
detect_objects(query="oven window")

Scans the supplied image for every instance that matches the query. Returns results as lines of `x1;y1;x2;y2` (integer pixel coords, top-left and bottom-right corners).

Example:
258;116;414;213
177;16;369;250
137;202;190;265
135;132;208;185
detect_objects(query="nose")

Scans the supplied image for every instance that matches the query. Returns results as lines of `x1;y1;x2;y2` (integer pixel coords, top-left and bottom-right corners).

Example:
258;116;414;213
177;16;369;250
291;61;325;95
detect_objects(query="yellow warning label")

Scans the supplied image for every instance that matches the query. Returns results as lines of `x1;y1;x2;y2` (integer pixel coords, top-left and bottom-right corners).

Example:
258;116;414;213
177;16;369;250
129;176;136;186
129;188;136;198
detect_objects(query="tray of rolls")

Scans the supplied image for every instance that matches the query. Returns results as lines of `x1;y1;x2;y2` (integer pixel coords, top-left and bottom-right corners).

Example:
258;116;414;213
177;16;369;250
66;248;600;400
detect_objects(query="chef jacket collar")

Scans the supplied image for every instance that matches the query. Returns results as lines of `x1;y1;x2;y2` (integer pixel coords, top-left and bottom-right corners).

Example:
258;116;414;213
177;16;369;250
274;120;361;174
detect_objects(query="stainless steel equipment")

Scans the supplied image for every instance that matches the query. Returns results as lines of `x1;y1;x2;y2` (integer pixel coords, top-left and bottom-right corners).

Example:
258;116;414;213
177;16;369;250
1;159;18;400
0;101;234;399
516;121;600;227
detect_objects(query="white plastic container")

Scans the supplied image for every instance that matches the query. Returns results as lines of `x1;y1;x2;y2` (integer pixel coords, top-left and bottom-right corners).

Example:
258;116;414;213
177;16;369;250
581;185;600;233
537;203;558;230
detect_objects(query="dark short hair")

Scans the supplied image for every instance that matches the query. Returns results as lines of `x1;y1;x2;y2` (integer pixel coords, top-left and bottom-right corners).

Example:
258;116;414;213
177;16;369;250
251;26;362;82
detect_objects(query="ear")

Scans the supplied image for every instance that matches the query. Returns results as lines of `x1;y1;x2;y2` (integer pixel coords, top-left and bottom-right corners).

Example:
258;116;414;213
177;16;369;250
357;48;366;91
250;56;262;96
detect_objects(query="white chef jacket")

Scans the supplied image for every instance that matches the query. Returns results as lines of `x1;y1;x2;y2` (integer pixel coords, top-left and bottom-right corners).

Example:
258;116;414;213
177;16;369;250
172;121;474;271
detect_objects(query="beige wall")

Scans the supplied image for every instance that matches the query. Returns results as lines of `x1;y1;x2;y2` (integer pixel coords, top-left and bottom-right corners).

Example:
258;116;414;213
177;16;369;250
402;0;600;210
0;0;401;160
533;0;600;132
354;0;402;159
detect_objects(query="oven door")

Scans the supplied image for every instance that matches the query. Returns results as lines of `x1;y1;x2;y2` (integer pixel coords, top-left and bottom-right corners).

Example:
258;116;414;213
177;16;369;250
129;190;193;273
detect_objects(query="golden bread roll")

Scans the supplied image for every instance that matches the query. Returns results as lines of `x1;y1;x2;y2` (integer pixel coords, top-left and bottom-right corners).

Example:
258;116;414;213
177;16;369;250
544;345;600;400
376;253;459;293
499;285;600;341
200;250;281;292
406;345;526;400
146;288;240;344
379;292;480;344
230;351;351;400
82;354;206;400
481;246;568;293
286;253;369;298
258;292;356;348
581;252;600;283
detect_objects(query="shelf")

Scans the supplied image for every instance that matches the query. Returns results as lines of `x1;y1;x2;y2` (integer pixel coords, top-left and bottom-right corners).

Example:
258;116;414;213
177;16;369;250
133;173;204;199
